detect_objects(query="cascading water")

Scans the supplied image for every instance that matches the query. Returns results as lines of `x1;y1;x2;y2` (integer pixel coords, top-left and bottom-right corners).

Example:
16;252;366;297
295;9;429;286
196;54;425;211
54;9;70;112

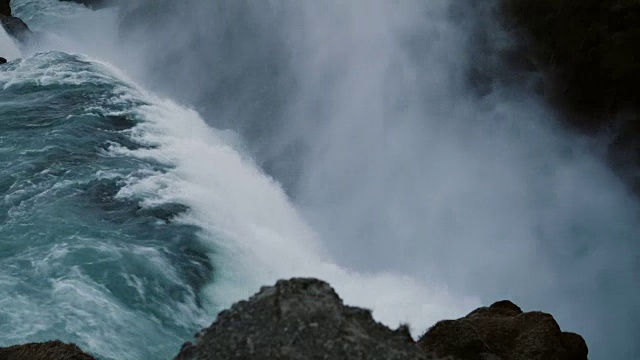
0;1;638;359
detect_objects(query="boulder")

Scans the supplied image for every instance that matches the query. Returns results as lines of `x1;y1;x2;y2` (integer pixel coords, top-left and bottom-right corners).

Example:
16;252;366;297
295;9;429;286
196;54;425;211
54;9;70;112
174;278;431;360
0;340;96;360
418;300;588;360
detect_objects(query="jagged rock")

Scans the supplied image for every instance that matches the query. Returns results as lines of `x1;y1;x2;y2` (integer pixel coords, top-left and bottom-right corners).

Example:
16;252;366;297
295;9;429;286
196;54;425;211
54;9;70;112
174;278;431;360
418;300;588;360
0;340;96;360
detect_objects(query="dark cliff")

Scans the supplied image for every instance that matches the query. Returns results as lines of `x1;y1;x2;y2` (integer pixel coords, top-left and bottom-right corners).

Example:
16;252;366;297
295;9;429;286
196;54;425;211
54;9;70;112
503;0;640;192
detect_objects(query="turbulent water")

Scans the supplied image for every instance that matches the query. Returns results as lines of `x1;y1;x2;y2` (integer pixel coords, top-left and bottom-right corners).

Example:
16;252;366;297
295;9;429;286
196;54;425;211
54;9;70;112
0;1;639;359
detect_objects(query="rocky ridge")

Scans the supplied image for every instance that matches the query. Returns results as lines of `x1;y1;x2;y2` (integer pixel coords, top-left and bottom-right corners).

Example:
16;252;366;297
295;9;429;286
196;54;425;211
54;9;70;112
174;278;430;360
172;278;587;360
0;278;588;360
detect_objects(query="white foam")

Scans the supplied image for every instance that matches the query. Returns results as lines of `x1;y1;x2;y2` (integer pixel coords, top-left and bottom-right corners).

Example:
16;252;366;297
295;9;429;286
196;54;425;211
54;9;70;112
110;88;479;335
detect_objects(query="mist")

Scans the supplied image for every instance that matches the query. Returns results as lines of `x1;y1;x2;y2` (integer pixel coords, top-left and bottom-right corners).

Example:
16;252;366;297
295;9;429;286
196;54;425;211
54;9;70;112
0;26;21;60
16;0;640;358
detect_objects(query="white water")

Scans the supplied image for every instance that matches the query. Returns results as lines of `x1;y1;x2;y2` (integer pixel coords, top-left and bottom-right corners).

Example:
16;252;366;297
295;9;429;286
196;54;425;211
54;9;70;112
110;85;478;334
8;1;640;358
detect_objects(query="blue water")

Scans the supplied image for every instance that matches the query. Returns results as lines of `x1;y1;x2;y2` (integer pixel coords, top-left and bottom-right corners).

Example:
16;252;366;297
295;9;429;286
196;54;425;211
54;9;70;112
0;52;211;359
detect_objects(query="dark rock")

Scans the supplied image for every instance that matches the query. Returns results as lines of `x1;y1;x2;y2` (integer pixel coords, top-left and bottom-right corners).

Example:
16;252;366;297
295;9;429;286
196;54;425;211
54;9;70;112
0;57;6;64
0;14;30;41
501;0;640;194
0;340;96;360
0;0;10;16
502;0;640;128
418;300;588;360
0;0;31;42
59;0;115;9
173;278;431;360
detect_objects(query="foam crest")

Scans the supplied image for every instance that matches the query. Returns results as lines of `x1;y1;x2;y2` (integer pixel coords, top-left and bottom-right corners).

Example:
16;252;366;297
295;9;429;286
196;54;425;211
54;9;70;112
108;87;479;335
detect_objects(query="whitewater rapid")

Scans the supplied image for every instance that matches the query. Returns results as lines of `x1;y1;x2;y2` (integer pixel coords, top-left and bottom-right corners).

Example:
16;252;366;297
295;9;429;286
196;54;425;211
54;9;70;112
0;11;476;360
2;1;639;359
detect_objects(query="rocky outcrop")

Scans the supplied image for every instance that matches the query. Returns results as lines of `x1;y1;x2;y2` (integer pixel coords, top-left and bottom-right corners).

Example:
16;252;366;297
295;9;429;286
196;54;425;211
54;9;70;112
174;278;588;360
0;279;589;360
418;300;588;360
0;340;96;360
174;278;431;360
0;0;31;41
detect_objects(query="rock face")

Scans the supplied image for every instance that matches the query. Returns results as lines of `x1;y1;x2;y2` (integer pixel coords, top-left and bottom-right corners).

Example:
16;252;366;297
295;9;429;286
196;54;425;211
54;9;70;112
0;340;96;360
0;0;31;41
503;0;640;127
174;278;430;360
418;300;588;360
0;0;10;16
502;0;640;193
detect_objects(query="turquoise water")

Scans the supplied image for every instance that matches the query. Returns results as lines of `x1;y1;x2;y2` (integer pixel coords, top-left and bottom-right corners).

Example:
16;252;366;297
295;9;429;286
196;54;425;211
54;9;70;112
0;52;211;359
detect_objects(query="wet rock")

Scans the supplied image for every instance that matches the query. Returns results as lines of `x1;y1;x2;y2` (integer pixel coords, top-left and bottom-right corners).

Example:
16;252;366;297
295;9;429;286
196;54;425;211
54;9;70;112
174;278;430;360
418;300;588;360
0;340;96;360
0;57;7;64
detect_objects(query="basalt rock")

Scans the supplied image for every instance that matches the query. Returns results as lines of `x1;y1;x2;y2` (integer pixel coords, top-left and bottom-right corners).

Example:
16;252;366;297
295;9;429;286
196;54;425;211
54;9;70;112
0;340;96;360
173;278;431;360
418;300;588;360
